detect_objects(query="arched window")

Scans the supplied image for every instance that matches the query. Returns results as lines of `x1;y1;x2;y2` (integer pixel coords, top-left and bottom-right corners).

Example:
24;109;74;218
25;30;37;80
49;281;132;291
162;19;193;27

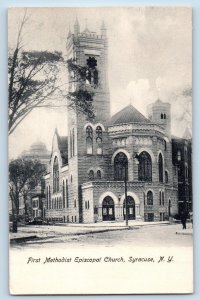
49;186;51;209
161;113;163;119
97;170;101;179
86;57;98;86
53;157;59;193
72;128;75;156
158;153;164;183
165;171;168;183
163;113;166;119
70;130;72;157
138;151;152;182
96;126;103;154
88;170;94;180
114;152;128;181
159;191;162;205
46;186;49;209
162;191;165;205
63;180;65;208
147;191;153;205
86;126;93;154
66;180;68;208
164;140;167;151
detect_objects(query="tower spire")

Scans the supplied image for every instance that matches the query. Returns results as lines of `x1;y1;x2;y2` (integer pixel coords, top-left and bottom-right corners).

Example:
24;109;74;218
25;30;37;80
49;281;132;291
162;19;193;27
74;16;80;36
67;25;71;38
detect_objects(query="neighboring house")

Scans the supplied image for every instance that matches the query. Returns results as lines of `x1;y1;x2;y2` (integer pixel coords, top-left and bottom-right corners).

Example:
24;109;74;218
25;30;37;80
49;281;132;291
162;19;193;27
20;142;50;220
172;129;192;216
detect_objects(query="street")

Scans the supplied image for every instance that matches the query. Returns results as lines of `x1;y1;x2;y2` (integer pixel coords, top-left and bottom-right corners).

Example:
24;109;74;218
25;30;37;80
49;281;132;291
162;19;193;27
11;223;193;249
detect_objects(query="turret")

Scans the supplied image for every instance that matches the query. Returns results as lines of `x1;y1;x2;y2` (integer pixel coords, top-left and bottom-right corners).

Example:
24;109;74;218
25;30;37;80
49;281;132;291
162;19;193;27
147;99;171;138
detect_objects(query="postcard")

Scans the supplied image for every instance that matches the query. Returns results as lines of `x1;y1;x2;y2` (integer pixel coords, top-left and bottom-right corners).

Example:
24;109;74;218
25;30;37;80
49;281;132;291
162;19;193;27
8;7;193;294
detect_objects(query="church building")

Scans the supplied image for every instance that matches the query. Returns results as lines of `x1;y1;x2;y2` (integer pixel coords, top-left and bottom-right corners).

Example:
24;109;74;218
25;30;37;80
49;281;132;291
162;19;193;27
44;20;181;223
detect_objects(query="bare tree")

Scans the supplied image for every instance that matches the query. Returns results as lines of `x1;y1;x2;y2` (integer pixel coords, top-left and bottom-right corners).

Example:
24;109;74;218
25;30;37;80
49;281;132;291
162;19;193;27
8;10;64;135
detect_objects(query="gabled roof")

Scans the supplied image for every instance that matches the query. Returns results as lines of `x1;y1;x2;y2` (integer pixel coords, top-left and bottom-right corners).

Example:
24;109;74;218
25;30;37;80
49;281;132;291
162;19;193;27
109;104;152;126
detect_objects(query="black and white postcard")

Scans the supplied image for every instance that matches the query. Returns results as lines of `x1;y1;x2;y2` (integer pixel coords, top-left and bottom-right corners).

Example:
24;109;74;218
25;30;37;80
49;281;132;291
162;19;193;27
8;7;193;294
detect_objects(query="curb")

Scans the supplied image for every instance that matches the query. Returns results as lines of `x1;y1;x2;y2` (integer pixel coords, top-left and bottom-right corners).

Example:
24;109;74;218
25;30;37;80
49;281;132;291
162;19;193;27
10;235;38;244
176;231;193;236
10;227;129;244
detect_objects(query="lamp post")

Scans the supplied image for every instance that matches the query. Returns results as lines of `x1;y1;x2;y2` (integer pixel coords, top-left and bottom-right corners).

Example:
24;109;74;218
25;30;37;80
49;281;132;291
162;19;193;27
123;153;139;227
124;162;128;226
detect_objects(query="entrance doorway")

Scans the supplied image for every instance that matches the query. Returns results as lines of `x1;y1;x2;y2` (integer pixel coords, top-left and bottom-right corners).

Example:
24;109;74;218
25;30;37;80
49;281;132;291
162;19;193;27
102;196;115;221
123;196;135;220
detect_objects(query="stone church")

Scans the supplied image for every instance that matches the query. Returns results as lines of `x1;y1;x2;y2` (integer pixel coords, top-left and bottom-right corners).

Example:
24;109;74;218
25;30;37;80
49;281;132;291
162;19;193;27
44;20;183;223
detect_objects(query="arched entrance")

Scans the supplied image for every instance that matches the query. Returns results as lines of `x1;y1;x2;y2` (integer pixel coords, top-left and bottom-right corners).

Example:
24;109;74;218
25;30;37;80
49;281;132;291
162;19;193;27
123;196;135;220
102;196;115;221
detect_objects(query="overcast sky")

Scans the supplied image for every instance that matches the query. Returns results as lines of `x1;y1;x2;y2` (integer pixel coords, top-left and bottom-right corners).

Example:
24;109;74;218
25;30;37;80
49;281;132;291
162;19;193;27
8;7;192;159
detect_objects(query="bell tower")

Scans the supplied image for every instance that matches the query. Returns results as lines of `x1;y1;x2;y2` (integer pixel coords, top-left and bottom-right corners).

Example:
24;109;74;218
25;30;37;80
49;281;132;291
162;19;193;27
66;19;111;223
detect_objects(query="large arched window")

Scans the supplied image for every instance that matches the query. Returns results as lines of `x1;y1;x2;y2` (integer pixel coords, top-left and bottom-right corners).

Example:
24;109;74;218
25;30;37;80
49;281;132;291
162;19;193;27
53;157;59;193
138;151;152;182
114;152;128;181
96;126;103;155
147;191;153;205
86;57;98;86
86;126;93;154
158;153;164;183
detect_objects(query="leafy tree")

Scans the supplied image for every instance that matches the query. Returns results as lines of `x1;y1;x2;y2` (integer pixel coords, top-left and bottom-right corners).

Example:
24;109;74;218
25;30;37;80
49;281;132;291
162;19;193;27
9;158;46;233
8;10;63;135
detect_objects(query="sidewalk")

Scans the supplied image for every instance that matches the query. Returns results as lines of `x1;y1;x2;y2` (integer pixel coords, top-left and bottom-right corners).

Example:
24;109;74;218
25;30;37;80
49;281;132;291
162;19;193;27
10;220;170;244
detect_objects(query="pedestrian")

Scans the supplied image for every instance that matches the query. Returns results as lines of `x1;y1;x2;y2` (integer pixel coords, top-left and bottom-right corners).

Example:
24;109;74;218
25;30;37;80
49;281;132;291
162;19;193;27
181;212;187;230
189;212;193;228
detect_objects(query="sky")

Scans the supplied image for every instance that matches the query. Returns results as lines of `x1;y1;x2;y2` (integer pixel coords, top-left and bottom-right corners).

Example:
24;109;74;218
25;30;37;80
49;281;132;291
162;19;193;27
8;7;192;159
